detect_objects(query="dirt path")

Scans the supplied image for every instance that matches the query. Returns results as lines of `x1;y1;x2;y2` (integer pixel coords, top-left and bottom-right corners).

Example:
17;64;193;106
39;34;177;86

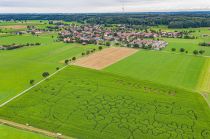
74;47;138;70
0;119;73;139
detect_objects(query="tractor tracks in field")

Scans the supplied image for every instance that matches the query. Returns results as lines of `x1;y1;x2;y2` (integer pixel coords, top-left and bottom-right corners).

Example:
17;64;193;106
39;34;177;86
0;119;73;139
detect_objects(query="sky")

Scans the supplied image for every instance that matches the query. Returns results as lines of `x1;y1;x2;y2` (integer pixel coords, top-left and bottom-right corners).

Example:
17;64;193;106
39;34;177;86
0;0;210;13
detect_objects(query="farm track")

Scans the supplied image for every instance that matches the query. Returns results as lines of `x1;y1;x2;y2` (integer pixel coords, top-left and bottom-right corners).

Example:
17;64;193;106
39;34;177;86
0;119;73;139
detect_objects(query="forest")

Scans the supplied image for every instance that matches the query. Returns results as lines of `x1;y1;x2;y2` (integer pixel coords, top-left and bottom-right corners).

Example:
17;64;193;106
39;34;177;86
0;12;210;28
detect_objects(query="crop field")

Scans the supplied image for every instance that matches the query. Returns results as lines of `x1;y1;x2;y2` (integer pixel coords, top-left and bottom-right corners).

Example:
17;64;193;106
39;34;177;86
74;47;138;70
0;20;210;139
0;20;48;33
0;33;98;104
104;50;206;90
0;66;209;139
0;25;27;29
0;124;50;139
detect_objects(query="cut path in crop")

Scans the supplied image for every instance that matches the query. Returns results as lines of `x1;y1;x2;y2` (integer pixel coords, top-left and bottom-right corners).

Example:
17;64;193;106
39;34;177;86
74;47;138;70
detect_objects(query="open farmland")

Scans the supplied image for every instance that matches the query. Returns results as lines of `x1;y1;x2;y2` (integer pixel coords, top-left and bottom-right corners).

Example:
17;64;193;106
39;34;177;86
152;26;210;56
0;66;209;139
0;124;51;139
0;33;98;104
104;50;206;90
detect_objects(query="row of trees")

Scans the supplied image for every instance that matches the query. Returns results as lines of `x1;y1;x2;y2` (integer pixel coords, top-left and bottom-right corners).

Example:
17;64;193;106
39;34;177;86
171;48;205;55
64;47;102;65
199;42;210;47
29;46;103;85
0;43;41;50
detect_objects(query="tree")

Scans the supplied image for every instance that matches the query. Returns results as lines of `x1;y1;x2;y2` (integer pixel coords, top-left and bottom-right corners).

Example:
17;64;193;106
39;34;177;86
82;52;85;56
133;43;140;48
72;57;76;61
180;48;185;53
86;50;90;55
42;72;49;78
105;41;111;46
171;48;176;52
193;50;199;55
30;80;35;85
65;59;69;65
99;46;103;50
199;50;205;55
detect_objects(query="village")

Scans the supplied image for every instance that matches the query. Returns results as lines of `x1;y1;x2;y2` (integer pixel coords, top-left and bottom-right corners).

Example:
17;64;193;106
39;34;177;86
57;24;195;50
1;22;198;51
58;24;169;50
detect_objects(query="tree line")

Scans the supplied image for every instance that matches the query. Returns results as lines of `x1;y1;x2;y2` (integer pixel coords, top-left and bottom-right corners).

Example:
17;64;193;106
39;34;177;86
0;12;210;28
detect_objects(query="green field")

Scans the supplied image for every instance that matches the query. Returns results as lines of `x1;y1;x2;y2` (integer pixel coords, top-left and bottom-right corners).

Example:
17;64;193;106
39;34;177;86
0;124;51;139
0;66;209;139
0;34;98;104
104;50;206;90
151;26;210;56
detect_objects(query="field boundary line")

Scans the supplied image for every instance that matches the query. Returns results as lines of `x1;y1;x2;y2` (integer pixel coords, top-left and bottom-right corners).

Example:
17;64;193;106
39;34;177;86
0;65;68;108
0;118;73;139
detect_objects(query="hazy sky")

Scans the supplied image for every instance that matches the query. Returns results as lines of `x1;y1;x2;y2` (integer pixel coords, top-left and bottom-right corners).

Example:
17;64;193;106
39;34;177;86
0;0;210;13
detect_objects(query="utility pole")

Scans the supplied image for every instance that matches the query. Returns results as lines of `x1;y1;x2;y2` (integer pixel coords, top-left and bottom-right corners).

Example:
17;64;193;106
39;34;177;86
121;0;125;13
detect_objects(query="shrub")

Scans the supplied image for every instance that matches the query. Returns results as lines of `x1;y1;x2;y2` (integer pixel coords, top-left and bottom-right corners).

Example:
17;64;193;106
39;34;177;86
99;46;103;50
193;50;199;55
29;80;35;85
42;72;50;78
65;60;69;65
72;57;76;61
199;50;205;55
171;48;176;52
180;48;185;52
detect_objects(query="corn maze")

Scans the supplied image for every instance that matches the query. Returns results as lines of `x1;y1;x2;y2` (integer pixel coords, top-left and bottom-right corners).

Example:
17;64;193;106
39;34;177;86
0;66;209;139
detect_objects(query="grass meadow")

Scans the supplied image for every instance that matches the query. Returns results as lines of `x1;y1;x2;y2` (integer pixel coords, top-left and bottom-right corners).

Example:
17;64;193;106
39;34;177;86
151;26;210;56
0;66;209;139
0;34;98;104
104;50;206;91
0;124;51;139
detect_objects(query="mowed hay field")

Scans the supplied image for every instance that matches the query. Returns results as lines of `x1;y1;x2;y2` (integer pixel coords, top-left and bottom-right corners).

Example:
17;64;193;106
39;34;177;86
0;34;98;104
104;50;206;90
0;66;210;139
74;47;138;70
0;124;51;139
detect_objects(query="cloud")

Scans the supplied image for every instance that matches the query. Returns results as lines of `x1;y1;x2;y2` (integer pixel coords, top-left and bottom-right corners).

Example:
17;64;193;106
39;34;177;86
0;0;209;13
